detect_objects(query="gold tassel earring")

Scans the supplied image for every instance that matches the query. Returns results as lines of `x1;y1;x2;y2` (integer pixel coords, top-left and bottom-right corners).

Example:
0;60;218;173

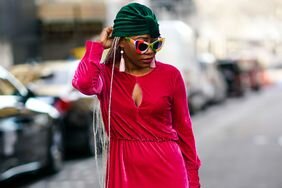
119;49;125;72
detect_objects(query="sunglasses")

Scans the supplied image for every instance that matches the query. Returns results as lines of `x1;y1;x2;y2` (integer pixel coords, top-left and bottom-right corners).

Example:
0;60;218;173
125;37;165;54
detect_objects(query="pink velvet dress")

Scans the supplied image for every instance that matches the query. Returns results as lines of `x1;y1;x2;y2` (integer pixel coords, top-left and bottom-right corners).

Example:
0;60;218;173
72;41;201;188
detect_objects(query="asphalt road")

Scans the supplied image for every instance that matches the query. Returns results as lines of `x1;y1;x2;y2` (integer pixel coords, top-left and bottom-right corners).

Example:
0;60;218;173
4;84;282;188
194;85;282;188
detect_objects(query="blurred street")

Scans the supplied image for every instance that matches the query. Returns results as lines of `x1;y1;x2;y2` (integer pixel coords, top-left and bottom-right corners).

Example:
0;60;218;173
1;0;282;188
195;85;282;188
1;84;280;188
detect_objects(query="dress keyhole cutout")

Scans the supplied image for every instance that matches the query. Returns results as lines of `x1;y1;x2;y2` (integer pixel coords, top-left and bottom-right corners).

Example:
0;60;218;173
132;83;143;107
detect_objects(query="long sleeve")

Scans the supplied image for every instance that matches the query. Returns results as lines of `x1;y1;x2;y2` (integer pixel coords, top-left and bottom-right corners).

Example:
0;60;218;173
72;41;104;95
171;70;201;188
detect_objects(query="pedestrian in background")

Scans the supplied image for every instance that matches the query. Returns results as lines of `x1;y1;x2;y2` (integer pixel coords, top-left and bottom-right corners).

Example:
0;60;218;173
72;3;201;188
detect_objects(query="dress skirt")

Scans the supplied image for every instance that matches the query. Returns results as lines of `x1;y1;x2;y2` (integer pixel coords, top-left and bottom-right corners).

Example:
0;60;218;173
106;138;189;188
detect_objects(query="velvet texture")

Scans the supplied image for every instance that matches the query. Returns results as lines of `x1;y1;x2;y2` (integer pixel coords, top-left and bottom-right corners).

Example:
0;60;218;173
112;3;160;38
72;41;201;188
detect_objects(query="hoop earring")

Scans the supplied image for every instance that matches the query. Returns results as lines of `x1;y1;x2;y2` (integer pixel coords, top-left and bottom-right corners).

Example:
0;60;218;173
150;58;156;68
119;49;125;72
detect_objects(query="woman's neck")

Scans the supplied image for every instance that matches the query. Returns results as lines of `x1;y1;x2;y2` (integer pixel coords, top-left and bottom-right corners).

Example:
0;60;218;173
127;64;151;75
113;54;154;76
124;60;152;76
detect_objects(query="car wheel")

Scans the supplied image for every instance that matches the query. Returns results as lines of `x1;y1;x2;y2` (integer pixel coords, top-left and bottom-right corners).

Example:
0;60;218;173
45;125;64;174
189;93;206;114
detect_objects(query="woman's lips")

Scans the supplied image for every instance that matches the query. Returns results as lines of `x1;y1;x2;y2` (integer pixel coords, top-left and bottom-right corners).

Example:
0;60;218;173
141;58;153;63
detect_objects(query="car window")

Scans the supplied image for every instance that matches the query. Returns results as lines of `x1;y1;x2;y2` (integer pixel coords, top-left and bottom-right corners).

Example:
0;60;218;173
0;78;19;96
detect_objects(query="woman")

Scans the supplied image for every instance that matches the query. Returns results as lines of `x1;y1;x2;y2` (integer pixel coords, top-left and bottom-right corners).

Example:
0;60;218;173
72;3;201;188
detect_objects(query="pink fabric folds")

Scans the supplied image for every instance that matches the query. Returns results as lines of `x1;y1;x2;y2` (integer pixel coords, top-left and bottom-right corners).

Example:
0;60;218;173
72;41;201;188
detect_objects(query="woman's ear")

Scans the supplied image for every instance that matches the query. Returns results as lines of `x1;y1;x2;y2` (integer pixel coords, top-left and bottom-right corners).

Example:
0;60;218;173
119;38;125;48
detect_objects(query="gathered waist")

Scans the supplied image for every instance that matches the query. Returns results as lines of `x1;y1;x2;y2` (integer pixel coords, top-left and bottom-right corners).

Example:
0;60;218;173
111;136;177;142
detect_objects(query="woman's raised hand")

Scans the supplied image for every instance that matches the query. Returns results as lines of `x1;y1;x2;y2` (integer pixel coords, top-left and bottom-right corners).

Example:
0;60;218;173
99;27;113;49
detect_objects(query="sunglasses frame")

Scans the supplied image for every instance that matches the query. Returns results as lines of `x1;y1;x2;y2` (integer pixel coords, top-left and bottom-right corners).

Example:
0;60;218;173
125;37;165;54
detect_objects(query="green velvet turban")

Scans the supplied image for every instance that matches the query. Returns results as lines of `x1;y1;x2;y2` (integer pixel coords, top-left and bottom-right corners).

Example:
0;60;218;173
112;3;160;38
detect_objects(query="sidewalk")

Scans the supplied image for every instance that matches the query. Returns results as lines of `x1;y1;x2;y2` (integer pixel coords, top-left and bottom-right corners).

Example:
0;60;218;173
29;156;104;188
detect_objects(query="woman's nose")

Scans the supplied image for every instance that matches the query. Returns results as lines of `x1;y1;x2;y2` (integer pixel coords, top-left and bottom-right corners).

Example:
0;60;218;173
146;46;154;54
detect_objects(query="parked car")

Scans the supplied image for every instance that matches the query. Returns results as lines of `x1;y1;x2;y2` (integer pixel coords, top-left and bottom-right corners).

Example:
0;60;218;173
10;61;101;156
265;62;282;85
238;58;264;91
156;20;211;114
198;53;227;103
216;59;246;97
0;65;63;182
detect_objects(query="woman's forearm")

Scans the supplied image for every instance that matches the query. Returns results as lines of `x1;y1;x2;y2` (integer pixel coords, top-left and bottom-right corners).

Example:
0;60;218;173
72;41;104;95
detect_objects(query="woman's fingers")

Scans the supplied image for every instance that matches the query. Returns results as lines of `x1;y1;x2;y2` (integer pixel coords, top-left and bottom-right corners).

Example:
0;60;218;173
99;27;113;49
